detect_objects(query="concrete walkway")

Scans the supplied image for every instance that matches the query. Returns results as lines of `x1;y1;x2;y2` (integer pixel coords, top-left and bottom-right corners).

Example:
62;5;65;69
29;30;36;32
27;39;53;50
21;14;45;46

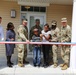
0;55;76;75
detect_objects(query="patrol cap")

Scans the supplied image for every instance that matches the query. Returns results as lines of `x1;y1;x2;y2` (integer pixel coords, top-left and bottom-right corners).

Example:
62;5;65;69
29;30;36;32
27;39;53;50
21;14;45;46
51;20;57;25
61;18;67;22
35;19;40;22
23;19;28;22
33;28;38;32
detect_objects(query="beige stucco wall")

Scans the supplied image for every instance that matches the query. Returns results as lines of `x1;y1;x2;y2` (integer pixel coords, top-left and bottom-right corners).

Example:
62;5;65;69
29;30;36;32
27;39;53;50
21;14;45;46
46;4;72;28
0;1;20;57
0;1;72;58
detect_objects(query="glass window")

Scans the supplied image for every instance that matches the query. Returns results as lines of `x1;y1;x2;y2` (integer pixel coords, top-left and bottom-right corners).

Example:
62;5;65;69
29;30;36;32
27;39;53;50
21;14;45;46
34;7;39;12
40;7;46;12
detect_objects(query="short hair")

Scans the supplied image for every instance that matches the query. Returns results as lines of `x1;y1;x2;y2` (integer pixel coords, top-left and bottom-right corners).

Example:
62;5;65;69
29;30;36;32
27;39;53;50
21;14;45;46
35;19;40;22
0;17;2;19
44;23;49;28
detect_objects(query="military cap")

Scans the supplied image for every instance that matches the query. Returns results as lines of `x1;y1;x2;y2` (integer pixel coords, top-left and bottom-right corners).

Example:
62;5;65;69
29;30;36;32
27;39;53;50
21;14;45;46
23;19;28;22
51;20;57;25
61;18;67;22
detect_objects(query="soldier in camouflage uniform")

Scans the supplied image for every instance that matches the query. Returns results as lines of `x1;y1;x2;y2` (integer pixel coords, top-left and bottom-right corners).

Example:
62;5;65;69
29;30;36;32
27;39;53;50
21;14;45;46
50;20;60;68
30;19;42;39
17;20;29;67
60;18;71;70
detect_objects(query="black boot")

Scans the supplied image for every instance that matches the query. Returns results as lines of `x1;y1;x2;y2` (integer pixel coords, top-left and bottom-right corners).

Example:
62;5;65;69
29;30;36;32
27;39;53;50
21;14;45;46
9;56;13;65
7;56;12;67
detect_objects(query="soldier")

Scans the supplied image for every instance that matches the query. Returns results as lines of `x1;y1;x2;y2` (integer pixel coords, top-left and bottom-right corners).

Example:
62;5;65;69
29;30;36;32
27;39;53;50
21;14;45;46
17;19;29;67
50;20;60;68
60;18;71;70
30;19;42;39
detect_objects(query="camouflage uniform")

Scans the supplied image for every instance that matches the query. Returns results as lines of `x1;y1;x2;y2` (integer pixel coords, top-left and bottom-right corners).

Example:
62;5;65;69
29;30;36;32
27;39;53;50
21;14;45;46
51;27;60;65
17;25;28;65
61;25;71;65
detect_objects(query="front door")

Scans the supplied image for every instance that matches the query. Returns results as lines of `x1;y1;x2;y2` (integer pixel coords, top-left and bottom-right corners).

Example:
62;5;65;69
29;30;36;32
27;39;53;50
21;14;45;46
21;13;46;53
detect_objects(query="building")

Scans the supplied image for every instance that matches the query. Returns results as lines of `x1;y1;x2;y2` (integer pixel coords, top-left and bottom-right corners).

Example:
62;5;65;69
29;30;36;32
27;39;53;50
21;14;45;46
0;0;73;61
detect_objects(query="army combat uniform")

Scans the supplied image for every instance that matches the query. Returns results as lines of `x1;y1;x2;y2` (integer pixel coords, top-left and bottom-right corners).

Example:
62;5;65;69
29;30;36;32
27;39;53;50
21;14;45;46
60;25;71;70
51;27;60;68
17;25;28;67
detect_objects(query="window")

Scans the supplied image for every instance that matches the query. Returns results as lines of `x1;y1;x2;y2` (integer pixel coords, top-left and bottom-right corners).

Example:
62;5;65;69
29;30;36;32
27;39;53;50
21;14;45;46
21;6;46;12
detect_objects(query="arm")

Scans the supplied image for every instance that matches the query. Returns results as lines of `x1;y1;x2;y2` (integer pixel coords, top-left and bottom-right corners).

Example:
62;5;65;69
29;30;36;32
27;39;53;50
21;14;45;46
17;27;27;41
6;31;13;41
1;27;4;41
65;27;71;42
43;34;51;41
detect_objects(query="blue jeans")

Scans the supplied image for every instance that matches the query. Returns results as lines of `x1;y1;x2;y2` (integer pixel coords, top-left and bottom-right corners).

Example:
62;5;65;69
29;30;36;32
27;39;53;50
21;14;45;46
33;46;41;65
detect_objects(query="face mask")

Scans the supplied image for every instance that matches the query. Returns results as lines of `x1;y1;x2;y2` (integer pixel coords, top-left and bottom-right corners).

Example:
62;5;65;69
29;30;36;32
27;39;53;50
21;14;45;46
51;25;56;29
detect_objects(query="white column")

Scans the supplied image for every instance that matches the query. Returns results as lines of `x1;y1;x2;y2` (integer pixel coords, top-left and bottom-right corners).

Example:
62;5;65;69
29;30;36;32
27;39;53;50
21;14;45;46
70;0;76;69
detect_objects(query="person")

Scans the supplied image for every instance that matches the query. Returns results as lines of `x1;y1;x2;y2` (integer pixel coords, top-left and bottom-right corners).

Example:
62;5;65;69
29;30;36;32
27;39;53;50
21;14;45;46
17;19;29;67
5;22;16;67
40;24;51;68
30;19;42;39
50;20;60;68
31;28;41;67
60;18;71;70
0;17;4;41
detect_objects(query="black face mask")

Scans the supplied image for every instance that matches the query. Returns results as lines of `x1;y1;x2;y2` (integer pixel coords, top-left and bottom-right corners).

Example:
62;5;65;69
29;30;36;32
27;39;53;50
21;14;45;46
51;25;56;30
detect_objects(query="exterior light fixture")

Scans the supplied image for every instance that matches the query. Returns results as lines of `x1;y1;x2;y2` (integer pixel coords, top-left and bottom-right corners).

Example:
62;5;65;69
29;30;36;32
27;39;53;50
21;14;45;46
11;9;16;18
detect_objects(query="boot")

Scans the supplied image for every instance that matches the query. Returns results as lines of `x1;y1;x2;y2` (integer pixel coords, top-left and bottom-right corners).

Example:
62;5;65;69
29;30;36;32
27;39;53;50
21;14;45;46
7;56;12;67
59;63;65;67
53;63;58;68
61;63;68;70
18;63;24;67
9;56;13;65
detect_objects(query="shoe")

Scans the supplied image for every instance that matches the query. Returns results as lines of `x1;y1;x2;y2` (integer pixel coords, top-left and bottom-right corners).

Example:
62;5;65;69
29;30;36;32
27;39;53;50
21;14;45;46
38;64;40;67
10;62;14;65
53;63;58;68
61;64;68;70
7;64;12;67
43;64;49;68
34;64;37;67
60;63;65;67
18;63;24;67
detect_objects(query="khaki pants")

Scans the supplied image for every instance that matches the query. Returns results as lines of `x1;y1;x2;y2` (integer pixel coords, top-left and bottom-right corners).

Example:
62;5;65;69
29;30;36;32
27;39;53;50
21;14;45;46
61;45;70;64
52;45;58;63
17;44;27;64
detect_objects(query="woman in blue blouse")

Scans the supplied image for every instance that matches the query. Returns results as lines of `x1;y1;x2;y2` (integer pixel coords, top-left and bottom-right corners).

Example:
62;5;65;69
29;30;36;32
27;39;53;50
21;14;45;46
5;22;16;67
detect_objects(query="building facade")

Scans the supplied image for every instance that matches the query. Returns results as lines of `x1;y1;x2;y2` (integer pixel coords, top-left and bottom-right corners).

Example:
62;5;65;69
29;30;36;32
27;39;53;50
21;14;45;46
0;0;73;58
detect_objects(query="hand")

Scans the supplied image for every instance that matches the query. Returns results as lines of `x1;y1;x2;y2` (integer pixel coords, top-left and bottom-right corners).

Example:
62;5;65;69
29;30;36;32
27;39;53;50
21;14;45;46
11;38;14;41
26;40;30;44
40;34;43;37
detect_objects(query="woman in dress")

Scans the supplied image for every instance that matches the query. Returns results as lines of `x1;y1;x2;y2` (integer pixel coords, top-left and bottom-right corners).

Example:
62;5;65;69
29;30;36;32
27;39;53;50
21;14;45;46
5;22;16;67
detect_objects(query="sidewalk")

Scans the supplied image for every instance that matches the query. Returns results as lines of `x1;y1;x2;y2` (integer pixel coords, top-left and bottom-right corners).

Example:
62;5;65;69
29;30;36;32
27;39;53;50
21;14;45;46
0;55;76;75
